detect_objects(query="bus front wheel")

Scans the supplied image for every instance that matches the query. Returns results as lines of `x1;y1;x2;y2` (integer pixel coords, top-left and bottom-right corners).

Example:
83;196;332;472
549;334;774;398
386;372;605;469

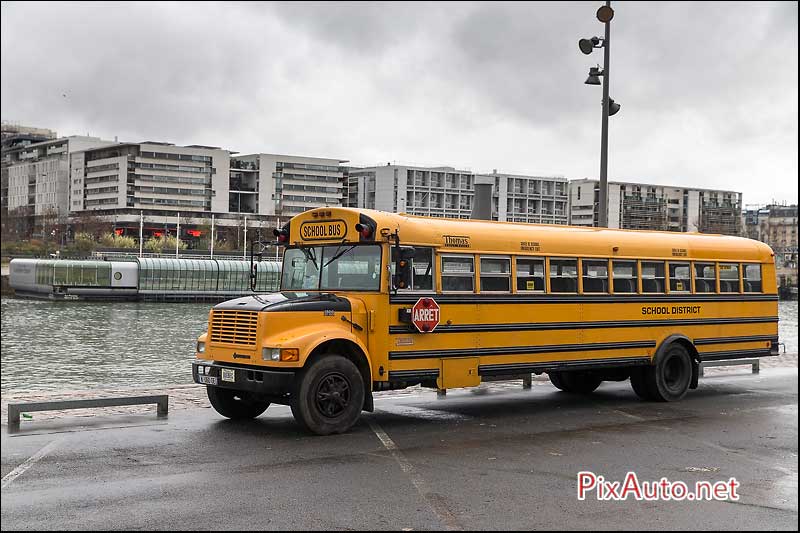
207;386;270;419
291;355;365;435
643;344;692;402
548;371;602;394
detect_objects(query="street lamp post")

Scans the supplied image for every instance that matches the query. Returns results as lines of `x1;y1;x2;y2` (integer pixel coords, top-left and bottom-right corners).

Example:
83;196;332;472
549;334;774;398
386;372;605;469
580;1;617;228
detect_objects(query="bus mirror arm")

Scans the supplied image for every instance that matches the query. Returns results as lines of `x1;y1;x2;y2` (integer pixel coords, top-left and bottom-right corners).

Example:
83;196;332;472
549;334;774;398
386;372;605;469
391;230;401;294
249;235;266;292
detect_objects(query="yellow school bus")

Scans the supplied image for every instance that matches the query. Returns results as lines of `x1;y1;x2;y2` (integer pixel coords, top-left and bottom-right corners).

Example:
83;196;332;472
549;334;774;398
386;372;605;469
192;207;779;434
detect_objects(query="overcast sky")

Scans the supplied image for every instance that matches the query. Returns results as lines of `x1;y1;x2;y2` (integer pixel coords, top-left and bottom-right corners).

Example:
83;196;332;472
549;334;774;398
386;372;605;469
2;1;797;205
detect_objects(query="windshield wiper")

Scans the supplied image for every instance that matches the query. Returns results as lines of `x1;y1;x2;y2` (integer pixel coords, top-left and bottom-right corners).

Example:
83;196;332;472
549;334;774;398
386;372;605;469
301;247;319;271
323;245;357;269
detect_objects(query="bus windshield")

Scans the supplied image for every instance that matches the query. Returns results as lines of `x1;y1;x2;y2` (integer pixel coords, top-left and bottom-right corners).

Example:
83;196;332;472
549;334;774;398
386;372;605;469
281;245;382;291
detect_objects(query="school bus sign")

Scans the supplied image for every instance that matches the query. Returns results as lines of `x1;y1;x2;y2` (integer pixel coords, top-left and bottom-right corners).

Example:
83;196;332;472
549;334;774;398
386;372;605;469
412;297;440;333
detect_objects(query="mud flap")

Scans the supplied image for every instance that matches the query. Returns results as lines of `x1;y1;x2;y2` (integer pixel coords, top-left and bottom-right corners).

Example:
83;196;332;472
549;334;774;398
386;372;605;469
363;391;374;412
690;360;699;389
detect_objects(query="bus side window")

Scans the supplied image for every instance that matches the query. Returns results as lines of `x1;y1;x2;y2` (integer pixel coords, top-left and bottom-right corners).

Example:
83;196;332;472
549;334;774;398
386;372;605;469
719;263;740;293
668;262;691;292
641;261;666;293
412;247;433;290
582;259;609;294
694;262;716;293
612;260;638;293
743;264;762;292
480;256;511;292
550;258;578;293
441;255;474;292
516;258;545;292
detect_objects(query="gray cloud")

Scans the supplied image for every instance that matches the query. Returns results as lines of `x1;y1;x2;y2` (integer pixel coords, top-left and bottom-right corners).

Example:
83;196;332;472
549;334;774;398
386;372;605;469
2;1;796;204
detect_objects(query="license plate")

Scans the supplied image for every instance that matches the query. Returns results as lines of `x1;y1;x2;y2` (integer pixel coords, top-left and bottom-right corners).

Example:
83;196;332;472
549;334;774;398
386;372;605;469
221;368;235;382
198;374;218;385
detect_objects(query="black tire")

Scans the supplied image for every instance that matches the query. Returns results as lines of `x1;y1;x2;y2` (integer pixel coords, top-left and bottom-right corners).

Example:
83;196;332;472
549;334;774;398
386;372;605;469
207;386;270;419
548;371;567;391
629;367;654;400
291;355;365;435
644;344;692;402
549;371;602;394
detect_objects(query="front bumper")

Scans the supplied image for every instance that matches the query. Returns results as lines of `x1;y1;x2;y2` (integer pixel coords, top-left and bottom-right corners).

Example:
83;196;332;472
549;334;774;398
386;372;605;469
192;361;296;399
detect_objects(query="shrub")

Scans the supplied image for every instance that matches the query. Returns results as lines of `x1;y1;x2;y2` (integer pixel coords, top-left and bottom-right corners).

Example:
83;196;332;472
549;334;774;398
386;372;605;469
144;235;188;254
99;233;137;249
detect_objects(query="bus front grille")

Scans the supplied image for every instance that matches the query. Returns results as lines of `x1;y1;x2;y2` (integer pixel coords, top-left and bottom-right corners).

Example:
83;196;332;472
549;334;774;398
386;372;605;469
209;310;259;346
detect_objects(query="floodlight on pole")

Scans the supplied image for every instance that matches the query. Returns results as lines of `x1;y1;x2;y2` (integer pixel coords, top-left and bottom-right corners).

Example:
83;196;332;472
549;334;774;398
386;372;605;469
579;1;617;228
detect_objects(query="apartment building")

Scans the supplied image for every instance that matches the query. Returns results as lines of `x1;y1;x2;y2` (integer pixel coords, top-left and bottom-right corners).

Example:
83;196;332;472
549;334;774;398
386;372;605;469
744;204;798;288
569;179;742;235
487;171;569;224
229;153;346;217
71;141;230;214
347;164;568;223
5;136;115;218
1;122;60;232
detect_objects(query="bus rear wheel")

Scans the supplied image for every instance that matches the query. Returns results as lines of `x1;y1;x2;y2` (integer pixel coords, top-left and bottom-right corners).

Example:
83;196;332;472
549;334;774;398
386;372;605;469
643;344;692;402
207;386;270;419
291;355;364;435
548;371;602;394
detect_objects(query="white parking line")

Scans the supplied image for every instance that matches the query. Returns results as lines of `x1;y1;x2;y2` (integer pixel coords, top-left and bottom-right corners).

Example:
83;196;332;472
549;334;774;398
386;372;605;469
368;419;462;531
1;438;62;489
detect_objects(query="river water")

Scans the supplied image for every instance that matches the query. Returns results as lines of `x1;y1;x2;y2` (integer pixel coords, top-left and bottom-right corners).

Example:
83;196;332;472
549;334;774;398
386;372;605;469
1;297;797;394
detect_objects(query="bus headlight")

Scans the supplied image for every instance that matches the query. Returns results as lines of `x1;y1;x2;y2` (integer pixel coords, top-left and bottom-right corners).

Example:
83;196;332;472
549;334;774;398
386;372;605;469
263;348;281;361
262;348;299;362
196;341;205;354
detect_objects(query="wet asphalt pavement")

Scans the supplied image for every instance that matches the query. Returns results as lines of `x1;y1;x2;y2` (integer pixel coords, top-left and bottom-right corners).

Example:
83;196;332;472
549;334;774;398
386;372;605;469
1;368;797;530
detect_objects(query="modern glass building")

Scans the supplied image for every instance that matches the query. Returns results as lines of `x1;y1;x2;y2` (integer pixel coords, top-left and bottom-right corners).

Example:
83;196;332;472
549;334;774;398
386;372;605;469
10;257;281;301
137;258;280;294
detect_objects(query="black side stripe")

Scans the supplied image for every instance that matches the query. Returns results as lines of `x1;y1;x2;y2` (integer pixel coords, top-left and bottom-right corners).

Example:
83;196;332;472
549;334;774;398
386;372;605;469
694;335;778;346
698;348;775;361
479;356;651;376
389;294;778;305
389;316;778;335
388;340;656;360
387;369;439;381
